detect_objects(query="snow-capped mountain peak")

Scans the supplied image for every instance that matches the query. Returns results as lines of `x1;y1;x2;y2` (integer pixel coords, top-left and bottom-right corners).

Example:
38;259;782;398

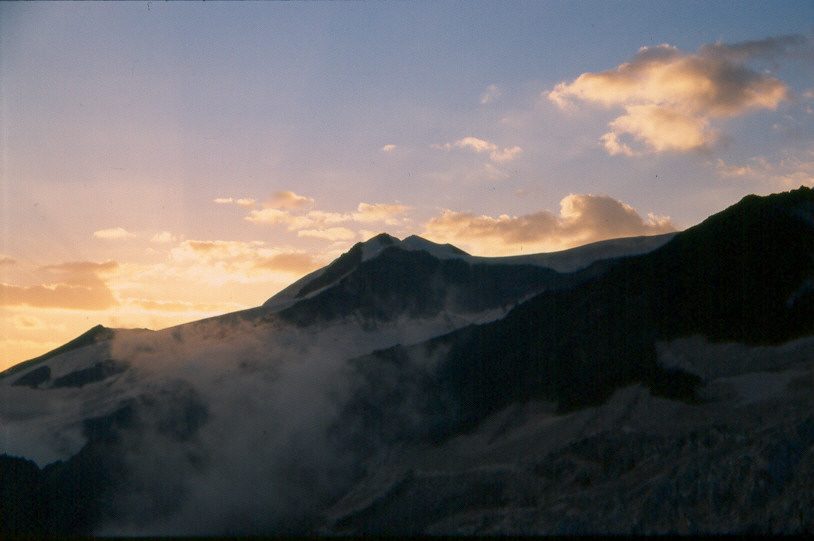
400;234;470;259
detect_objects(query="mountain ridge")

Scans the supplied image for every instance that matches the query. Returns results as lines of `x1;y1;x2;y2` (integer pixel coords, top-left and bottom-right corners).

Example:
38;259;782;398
2;187;813;536
2;229;676;374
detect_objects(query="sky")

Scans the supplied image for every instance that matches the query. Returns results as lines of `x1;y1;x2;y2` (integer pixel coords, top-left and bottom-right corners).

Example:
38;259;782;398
1;0;813;370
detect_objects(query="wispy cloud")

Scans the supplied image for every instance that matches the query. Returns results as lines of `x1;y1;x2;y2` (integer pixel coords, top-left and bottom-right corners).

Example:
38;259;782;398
435;136;523;163
352;203;411;225
11;314;47;330
214;197;257;207
171;240;323;283
381;144;397;153
698;34;808;62
716;159;757;178
93;227;136;240
716;151;814;188
245;195;412;241
548;36;805;155
480;84;502;105
423;194;675;255
297;227;357;242
151;231;178;244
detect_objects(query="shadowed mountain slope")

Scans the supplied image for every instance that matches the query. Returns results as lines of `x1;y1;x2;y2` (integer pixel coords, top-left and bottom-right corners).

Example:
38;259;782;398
340;187;814;445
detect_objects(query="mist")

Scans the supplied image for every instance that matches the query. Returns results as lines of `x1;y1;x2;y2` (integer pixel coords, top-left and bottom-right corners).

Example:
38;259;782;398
77;312;459;534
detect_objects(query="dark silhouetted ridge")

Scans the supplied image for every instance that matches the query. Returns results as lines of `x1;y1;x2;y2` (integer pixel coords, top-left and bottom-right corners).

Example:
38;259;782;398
0;325;115;380
339;187;814;444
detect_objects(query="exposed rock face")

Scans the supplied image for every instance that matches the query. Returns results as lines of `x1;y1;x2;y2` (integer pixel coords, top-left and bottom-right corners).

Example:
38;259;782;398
326;380;814;535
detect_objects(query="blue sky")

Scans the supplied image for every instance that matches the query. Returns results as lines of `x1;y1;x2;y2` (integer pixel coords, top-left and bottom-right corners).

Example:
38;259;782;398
1;1;813;367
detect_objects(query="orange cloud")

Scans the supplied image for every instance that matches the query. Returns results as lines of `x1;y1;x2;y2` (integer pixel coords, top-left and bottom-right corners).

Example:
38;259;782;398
602;105;715;155
0;261;118;310
253;253;320;274
0;257;15;266
423;194;675;255
265;190;315;210
549;37;797;155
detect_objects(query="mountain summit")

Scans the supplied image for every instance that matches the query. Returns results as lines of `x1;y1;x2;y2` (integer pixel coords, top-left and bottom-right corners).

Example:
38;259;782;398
2;187;814;536
262;231;674;313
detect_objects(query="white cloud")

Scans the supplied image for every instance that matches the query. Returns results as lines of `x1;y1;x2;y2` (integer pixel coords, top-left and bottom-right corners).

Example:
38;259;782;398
93;227;136;240
381;144;397;153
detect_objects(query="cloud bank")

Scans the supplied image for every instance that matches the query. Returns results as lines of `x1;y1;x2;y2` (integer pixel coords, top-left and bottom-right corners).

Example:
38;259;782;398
423;194;675;255
0;261;118;310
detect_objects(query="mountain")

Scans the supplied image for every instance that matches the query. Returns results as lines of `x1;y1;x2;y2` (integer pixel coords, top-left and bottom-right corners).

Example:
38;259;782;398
1;187;813;535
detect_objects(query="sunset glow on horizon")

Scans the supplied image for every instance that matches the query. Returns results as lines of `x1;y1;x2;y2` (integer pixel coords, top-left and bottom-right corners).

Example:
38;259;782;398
2;1;813;370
